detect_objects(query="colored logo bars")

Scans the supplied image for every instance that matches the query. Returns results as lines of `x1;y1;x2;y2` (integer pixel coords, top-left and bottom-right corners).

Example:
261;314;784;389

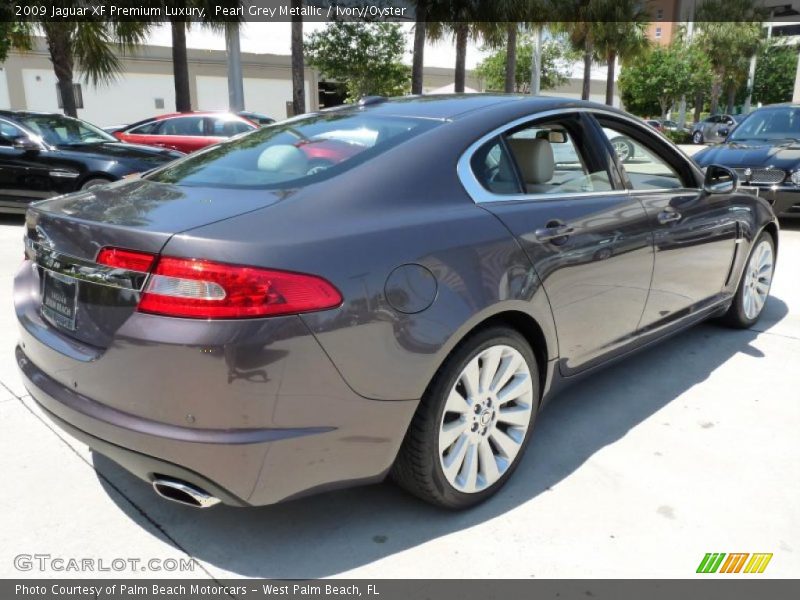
697;553;773;574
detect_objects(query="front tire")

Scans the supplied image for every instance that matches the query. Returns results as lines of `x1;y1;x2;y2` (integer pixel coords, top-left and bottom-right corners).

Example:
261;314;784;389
722;232;775;328
80;177;113;191
692;131;704;144
392;326;540;509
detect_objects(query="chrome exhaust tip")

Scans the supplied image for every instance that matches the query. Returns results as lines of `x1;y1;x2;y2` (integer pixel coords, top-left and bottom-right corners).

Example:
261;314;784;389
152;477;221;508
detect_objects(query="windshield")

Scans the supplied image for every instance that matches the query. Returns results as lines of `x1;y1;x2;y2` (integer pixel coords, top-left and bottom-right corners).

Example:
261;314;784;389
18;114;117;146
729;107;800;141
147;112;439;189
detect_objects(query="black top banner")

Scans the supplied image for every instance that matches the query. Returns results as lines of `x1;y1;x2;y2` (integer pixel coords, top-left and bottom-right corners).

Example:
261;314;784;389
4;0;799;23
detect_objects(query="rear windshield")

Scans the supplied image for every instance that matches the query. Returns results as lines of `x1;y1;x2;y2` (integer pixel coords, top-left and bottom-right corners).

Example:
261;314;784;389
147;112;439;189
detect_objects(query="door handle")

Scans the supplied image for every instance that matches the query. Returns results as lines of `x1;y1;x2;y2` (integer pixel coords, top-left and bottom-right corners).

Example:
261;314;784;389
657;210;682;225
535;222;574;243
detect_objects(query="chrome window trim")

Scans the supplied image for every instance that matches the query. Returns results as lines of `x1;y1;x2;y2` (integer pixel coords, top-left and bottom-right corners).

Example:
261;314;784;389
457;106;701;204
25;238;149;291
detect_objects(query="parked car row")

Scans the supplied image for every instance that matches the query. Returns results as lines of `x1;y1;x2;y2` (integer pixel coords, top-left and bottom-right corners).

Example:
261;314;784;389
0;110;275;213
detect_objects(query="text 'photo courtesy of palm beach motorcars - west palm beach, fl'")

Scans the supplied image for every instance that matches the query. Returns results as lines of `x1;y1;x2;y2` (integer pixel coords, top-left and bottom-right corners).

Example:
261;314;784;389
2;0;800;588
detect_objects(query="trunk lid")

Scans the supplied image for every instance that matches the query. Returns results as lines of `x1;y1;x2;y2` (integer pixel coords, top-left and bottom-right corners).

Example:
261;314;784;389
24;178;285;348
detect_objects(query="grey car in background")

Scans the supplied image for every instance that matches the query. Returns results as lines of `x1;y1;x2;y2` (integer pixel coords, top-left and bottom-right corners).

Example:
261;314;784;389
15;95;778;510
692;113;741;144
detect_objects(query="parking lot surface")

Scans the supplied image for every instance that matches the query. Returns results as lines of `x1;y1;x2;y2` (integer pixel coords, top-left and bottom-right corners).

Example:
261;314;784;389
0;213;798;579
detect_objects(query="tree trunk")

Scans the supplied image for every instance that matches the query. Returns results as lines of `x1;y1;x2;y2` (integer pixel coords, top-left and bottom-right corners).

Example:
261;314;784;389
693;91;703;124
171;20;191;112
411;4;426;95
605;51;616;106
504;23;517;93
709;80;721;115
726;85;736;114
454;23;468;93
581;39;593;101
291;1;305;115
45;26;77;117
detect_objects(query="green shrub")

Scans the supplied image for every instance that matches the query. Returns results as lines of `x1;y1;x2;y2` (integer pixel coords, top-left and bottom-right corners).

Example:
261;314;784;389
665;130;693;145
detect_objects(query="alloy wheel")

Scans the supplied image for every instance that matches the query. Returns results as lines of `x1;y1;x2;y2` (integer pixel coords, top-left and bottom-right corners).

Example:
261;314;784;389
742;239;774;320
438;345;533;494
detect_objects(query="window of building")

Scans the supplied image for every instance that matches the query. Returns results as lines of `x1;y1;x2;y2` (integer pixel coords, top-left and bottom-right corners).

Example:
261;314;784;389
655;27;662;39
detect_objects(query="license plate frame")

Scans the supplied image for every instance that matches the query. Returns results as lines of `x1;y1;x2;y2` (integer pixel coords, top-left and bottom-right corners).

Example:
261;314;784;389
41;271;78;331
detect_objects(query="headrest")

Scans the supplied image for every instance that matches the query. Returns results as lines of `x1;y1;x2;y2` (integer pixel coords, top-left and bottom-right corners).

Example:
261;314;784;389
257;145;309;176
506;137;555;184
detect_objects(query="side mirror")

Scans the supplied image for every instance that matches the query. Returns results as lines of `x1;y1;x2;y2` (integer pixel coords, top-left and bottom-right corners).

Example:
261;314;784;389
704;164;738;194
13;137;41;153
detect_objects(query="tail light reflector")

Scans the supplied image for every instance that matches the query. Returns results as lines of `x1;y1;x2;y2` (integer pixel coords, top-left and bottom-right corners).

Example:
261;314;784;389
138;257;342;319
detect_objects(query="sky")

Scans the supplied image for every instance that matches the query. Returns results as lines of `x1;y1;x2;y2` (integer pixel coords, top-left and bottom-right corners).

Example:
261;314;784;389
146;22;491;70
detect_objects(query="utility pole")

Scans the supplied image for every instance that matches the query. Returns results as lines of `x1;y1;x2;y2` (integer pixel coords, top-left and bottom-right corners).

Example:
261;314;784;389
226;22;245;112
531;27;543;95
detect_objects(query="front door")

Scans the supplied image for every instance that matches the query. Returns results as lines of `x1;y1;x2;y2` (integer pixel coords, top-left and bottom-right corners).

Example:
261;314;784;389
595;116;738;332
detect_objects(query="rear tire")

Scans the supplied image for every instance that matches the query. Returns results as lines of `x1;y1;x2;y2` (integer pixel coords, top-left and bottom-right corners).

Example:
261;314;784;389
722;231;775;328
692;131;703;144
392;326;540;509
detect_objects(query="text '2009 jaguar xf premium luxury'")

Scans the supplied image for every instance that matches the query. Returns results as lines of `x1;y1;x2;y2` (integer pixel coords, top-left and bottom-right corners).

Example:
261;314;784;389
15;95;778;509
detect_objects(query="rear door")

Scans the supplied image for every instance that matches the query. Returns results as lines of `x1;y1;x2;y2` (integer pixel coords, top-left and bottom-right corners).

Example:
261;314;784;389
594;115;738;331
0;118;54;207
466;111;653;375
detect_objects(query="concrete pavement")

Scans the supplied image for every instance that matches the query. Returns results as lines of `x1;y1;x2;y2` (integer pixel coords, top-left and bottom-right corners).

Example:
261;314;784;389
0;212;798;579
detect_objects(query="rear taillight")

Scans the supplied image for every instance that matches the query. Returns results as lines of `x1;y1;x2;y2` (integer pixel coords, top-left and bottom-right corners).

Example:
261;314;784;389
97;247;156;272
138;257;342;319
96;247;342;319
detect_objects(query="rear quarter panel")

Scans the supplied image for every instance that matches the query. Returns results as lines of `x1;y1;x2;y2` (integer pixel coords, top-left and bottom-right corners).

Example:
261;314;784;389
161;115;559;402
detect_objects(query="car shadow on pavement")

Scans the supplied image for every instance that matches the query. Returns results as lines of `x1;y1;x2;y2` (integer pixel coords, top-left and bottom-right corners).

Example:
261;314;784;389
92;296;789;578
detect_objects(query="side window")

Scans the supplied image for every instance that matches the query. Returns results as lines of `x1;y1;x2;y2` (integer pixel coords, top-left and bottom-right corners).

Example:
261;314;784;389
208;118;252;137
0;121;25;146
504;122;613;194
128;121;159;135
598;124;690;190
160;117;204;136
471;137;520;194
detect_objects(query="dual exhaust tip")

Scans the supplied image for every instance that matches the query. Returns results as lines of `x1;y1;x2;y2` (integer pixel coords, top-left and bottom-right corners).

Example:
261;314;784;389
152;477;221;508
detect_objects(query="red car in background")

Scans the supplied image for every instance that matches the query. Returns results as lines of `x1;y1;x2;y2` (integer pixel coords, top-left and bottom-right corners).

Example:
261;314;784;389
113;112;257;153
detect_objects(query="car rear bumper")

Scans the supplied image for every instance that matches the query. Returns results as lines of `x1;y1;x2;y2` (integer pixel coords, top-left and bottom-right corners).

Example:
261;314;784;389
15;262;418;507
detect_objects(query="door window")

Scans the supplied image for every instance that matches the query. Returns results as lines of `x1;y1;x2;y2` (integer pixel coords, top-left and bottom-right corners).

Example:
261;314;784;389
159;116;205;136
0;121;26;146
471;118;614;196
127;120;160;135
598;123;690;191
207;117;253;137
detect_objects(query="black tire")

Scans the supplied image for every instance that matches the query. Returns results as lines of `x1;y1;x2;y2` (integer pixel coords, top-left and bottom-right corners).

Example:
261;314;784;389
721;231;775;329
391;326;540;509
692;131;703;144
612;137;635;163
81;177;113;191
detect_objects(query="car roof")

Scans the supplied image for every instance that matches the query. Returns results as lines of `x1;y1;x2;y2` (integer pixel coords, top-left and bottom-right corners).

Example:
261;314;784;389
312;94;630;122
152;111;247;120
0;110;68;119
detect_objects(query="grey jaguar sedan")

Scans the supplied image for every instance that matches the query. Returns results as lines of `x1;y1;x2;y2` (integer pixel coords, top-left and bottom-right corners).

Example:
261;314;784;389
15;95;778;509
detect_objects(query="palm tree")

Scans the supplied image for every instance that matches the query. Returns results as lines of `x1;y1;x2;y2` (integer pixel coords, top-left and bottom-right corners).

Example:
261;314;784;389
16;21;147;118
427;1;489;93
591;0;651;106
291;0;306;115
554;1;596;101
164;1;243;113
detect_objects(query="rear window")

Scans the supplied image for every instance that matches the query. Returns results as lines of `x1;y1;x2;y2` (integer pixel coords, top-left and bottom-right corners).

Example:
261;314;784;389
147;112;439;189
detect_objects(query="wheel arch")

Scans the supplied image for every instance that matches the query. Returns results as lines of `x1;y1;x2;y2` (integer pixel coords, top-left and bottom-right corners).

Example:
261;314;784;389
426;309;552;402
77;172;117;190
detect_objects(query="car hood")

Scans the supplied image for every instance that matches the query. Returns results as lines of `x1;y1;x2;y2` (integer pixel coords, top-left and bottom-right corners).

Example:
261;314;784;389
694;139;800;169
54;141;184;163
